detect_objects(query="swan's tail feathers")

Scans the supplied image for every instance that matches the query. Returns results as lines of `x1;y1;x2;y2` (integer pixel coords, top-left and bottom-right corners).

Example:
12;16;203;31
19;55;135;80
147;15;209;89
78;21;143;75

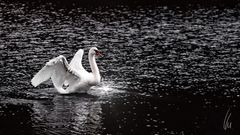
31;65;53;87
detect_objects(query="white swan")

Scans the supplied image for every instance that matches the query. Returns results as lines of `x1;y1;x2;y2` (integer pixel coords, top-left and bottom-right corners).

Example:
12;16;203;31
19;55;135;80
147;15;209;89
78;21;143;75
31;47;102;94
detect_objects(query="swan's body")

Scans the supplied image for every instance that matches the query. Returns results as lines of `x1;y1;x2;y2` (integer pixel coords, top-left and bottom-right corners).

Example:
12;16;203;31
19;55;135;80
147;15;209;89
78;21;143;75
31;47;101;94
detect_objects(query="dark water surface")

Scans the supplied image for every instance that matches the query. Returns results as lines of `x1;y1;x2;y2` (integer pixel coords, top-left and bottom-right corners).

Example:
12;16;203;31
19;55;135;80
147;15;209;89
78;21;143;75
1;1;240;134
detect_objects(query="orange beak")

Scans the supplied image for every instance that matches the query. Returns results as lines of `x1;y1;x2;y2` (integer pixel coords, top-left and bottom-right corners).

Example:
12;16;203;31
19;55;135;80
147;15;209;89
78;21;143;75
96;50;102;56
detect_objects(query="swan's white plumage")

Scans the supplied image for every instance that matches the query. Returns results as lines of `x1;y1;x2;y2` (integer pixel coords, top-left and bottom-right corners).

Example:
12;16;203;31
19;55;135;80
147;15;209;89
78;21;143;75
31;47;101;94
31;55;79;88
31;64;53;87
70;49;85;71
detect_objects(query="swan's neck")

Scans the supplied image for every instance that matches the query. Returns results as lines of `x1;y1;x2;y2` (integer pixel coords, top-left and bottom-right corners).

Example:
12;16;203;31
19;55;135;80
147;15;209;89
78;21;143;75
89;54;100;81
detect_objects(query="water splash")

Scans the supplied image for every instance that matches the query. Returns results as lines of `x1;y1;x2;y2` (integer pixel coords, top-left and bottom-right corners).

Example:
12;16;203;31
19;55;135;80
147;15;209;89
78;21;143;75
89;81;125;96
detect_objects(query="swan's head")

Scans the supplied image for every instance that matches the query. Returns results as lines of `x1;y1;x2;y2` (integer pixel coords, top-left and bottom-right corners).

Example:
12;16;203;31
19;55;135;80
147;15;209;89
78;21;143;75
89;47;102;56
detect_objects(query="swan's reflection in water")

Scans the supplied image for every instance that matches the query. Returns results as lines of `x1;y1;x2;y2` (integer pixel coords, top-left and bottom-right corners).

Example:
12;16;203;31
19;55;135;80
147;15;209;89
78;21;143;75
33;95;102;134
31;82;123;134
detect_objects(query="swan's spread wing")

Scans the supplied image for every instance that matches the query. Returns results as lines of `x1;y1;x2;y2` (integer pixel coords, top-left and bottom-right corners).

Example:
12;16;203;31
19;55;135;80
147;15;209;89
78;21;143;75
31;55;80;87
70;49;86;72
31;64;54;87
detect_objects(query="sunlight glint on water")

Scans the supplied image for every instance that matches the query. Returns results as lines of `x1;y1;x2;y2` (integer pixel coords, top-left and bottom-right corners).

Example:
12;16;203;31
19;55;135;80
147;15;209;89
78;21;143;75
0;1;240;135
